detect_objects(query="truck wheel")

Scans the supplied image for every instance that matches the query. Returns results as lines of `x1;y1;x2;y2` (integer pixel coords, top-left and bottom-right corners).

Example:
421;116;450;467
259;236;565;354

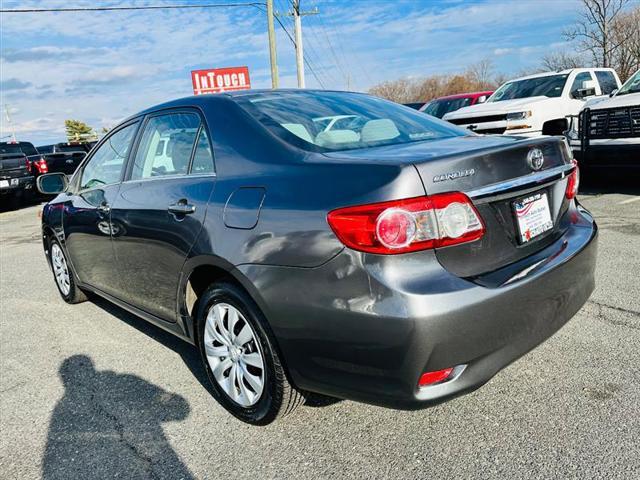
542;118;568;136
196;282;305;425
49;239;88;304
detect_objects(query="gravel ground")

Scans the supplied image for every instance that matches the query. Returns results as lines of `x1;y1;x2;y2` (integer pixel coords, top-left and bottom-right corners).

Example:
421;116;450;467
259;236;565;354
1;183;639;480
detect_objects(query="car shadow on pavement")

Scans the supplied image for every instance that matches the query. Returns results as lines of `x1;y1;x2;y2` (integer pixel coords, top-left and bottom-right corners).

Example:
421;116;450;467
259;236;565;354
89;295;343;409
43;354;194;480
89;295;214;395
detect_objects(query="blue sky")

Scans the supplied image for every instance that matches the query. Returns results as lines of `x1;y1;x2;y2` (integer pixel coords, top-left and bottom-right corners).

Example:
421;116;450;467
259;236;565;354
1;0;582;144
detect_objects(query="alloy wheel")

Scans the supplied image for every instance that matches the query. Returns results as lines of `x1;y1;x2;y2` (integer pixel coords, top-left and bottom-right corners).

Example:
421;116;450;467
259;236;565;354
203;302;265;407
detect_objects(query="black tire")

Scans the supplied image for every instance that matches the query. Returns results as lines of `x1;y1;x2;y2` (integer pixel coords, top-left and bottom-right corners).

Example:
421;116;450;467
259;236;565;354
196;282;305;425
49;238;88;304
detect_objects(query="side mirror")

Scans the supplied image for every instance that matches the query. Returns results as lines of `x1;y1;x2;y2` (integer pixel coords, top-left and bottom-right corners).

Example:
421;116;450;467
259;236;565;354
609;89;618;97
576;79;597;99
37;173;69;194
476;95;487;104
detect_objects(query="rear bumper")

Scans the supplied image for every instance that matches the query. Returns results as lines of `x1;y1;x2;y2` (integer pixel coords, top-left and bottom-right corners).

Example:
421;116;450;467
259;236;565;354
0;175;34;194
239;203;597;409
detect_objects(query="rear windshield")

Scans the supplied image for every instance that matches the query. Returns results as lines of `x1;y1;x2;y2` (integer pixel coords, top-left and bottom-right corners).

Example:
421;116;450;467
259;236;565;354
19;142;38;156
37;145;54;154
422;97;473;118
236;91;467;152
489;74;568;102
55;144;86;153
0;143;24;156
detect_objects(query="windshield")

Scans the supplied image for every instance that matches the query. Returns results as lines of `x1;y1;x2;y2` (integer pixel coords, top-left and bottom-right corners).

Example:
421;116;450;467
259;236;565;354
422;97;472;118
489;74;568;102
237;91;467;152
617;70;640;96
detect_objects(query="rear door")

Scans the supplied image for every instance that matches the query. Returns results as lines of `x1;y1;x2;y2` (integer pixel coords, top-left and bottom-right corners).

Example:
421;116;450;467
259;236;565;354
63;121;140;295
110;109;216;321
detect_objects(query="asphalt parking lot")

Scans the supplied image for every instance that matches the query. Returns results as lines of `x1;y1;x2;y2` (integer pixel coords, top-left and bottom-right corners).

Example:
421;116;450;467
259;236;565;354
1;183;639;479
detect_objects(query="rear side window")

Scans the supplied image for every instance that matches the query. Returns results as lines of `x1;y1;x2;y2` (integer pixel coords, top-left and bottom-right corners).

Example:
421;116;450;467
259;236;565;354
190;128;215;174
80;123;138;190
595;71;618;95
570;72;594;99
130;112;200;180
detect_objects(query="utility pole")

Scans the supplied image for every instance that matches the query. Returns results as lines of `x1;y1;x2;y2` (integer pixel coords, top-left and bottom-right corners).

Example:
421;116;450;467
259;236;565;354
266;0;279;89
286;1;318;88
3;105;17;143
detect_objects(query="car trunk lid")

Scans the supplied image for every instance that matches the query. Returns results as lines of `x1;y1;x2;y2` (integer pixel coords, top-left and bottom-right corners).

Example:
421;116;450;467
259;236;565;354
411;136;575;278
322;134;575;278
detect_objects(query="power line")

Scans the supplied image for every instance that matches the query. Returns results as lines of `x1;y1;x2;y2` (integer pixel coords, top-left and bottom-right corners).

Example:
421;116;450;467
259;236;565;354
0;3;266;13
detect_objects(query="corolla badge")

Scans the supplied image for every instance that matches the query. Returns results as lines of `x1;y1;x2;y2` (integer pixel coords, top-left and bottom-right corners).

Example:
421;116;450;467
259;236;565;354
527;148;544;171
433;168;475;183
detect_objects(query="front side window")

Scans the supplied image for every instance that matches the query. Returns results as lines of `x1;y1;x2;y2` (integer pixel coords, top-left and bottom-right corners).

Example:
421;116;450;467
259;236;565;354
237;91;467;152
80;122;138;190
595;71;618;95
489;74;568;102
130;113;200;180
570;72;594;99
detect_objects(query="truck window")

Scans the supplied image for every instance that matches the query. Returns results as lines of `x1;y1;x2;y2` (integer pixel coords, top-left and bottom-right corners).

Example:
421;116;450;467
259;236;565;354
595;71;618;95
570;72;594;99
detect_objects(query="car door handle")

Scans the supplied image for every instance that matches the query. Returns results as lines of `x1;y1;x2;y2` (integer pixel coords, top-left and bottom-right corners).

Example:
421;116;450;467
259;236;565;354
168;201;196;215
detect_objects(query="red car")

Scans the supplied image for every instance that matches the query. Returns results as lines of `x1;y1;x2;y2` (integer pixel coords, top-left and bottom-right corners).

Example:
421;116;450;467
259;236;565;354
420;91;494;118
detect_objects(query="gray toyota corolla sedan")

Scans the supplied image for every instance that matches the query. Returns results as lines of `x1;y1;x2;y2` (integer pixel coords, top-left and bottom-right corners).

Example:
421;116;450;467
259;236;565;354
38;90;596;425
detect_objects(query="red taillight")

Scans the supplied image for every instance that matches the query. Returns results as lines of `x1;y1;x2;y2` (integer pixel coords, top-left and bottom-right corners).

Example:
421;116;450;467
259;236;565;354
25;157;32;173
418;368;454;387
327;192;485;254
565;161;579;199
35;157;48;174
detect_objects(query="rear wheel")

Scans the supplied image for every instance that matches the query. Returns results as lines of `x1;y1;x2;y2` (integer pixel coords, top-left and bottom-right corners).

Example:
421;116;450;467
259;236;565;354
196;282;304;425
49;240;87;304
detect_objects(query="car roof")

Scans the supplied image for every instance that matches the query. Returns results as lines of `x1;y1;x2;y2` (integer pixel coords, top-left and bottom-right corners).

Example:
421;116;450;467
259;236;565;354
120;89;368;125
509;67;617;83
434;91;494;101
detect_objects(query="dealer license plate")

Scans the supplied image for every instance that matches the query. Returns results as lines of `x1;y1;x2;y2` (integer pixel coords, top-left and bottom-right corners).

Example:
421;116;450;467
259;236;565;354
513;192;553;243
0;180;9;189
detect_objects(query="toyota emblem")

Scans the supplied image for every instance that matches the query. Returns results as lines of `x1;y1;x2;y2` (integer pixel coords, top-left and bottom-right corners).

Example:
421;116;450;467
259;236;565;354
527;148;544;171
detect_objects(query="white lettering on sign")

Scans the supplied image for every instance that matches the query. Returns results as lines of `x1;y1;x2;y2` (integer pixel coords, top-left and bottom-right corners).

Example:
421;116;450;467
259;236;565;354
191;67;251;95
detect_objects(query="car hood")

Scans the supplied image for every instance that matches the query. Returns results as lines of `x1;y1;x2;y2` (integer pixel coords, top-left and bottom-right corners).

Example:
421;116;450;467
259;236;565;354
444;96;553;120
585;92;640;110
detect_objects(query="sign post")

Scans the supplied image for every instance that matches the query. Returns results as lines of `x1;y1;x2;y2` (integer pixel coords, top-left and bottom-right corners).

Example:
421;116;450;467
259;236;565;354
191;66;251;95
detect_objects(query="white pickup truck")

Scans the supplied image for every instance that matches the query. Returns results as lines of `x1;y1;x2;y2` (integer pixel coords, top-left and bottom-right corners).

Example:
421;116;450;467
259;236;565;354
566;69;639;171
443;68;621;137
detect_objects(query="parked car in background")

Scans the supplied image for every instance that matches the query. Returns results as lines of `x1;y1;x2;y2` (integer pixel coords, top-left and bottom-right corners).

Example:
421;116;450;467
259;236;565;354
403;102;426;110
38;90;596;425
0;142;35;206
35;143;87;178
566;69;639;172
420;91;493;118
444;68;621;136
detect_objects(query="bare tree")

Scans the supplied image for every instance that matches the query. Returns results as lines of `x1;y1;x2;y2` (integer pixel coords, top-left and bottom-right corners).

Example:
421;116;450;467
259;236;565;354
610;6;640;81
466;59;495;89
368;78;416;103
541;51;588;71
564;0;629;67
